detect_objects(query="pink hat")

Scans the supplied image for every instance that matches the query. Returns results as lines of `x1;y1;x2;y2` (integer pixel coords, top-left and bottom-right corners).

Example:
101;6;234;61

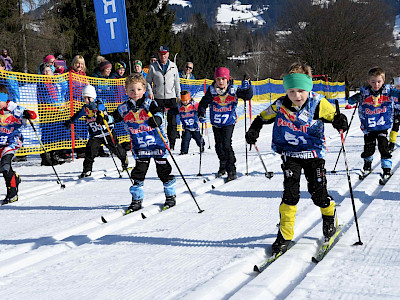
215;67;230;80
44;55;55;63
99;60;112;71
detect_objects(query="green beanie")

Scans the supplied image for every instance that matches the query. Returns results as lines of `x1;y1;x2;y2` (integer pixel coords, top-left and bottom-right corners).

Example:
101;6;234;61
283;73;313;92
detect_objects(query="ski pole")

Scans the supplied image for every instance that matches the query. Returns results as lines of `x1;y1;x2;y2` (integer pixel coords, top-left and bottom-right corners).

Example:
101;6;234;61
149;112;204;213
28;119;66;189
331;101;359;173
98;111;133;182
254;143;274;179
244;99;249;175
197;123;204;176
335;100;363;245
205;122;211;149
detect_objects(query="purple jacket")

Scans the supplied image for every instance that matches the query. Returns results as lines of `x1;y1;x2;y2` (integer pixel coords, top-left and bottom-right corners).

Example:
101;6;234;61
0;55;13;71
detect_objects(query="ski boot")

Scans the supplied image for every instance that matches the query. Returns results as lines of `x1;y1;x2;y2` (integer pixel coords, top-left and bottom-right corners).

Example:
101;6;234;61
163;195;176;210
79;170;92;178
127;199;143;212
227;171;237;182
271;231;292;256
359;161;372;180
217;169;226;178
2;174;21;205
379;168;393;185
322;211;337;240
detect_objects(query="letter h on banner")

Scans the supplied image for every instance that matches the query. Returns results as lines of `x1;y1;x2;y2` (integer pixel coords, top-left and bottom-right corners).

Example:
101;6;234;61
93;0;130;55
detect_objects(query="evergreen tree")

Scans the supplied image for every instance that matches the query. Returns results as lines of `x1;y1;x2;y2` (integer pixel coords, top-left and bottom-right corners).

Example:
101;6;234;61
54;0;175;74
174;14;226;79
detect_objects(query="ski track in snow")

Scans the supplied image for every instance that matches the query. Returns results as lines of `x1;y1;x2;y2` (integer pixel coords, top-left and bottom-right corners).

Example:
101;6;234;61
0;107;400;299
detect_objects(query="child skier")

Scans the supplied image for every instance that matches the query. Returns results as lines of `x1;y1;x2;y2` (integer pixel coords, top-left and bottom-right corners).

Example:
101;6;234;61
245;62;349;255
177;90;205;155
388;76;400;153
348;67;400;183
198;67;253;181
108;73;176;212
0;84;37;204
64;84;127;178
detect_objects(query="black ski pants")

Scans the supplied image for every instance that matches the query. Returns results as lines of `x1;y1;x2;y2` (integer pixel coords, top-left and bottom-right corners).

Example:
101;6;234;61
155;98;178;150
281;156;331;208
180;129;204;154
212;124;236;173
130;157;174;183
83;131;126;172
361;130;391;160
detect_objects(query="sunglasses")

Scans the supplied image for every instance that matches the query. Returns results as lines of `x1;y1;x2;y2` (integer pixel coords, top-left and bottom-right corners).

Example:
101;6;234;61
186;66;193;69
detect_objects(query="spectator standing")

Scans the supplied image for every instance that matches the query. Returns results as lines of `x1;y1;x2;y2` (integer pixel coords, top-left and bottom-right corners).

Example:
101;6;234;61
66;55;88;159
0;49;13;71
37;63;69;165
110;61;126;79
38;55;56;74
179;62;195;80
146;46;181;150
143;54;157;74
92;60;112;79
133;60;147;78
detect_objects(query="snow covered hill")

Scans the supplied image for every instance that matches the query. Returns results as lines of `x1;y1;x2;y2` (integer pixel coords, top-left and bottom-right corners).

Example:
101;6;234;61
1;106;400;299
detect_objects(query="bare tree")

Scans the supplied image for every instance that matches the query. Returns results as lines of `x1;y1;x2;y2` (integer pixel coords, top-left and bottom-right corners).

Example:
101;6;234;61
275;0;397;87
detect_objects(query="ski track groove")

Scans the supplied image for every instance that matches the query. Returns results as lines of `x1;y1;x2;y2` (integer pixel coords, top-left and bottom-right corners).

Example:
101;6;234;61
0;123;354;279
0;111;394;298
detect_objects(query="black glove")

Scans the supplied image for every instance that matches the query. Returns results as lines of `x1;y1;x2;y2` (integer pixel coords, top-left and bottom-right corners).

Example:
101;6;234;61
96;113;108;125
332;113;349;132
64;119;72;128
245;129;259;145
148;115;162;128
23;110;37;120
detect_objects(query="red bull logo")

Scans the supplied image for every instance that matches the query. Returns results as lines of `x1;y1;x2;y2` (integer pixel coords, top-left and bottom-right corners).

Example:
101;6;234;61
124;109;149;124
213;94;236;107
363;95;390;107
84;107;96;117
0;114;21;126
179;105;194;113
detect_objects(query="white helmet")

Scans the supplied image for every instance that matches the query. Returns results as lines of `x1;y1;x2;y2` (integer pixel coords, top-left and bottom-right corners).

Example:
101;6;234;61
82;85;97;99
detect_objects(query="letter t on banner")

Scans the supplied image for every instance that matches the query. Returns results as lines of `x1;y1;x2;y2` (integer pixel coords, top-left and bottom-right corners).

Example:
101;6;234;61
93;0;130;55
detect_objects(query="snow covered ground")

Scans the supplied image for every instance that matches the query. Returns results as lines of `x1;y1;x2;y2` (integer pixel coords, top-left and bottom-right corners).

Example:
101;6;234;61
216;1;268;26
1;106;400;299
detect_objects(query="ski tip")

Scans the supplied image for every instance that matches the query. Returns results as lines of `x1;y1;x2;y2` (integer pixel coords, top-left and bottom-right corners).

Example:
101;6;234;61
101;216;107;223
141;213;146;219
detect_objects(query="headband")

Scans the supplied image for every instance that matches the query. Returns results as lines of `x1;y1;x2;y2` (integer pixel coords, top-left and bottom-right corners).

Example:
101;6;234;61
283;73;313;92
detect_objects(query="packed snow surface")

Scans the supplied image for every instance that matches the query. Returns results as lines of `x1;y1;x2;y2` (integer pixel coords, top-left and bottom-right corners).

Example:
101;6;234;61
1;106;400;299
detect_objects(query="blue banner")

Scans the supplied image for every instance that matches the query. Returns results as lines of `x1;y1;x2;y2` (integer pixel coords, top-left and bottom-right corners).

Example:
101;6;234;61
93;0;130;55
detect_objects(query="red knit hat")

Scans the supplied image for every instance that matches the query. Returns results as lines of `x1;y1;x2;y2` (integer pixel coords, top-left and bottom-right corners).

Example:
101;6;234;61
215;67;230;80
